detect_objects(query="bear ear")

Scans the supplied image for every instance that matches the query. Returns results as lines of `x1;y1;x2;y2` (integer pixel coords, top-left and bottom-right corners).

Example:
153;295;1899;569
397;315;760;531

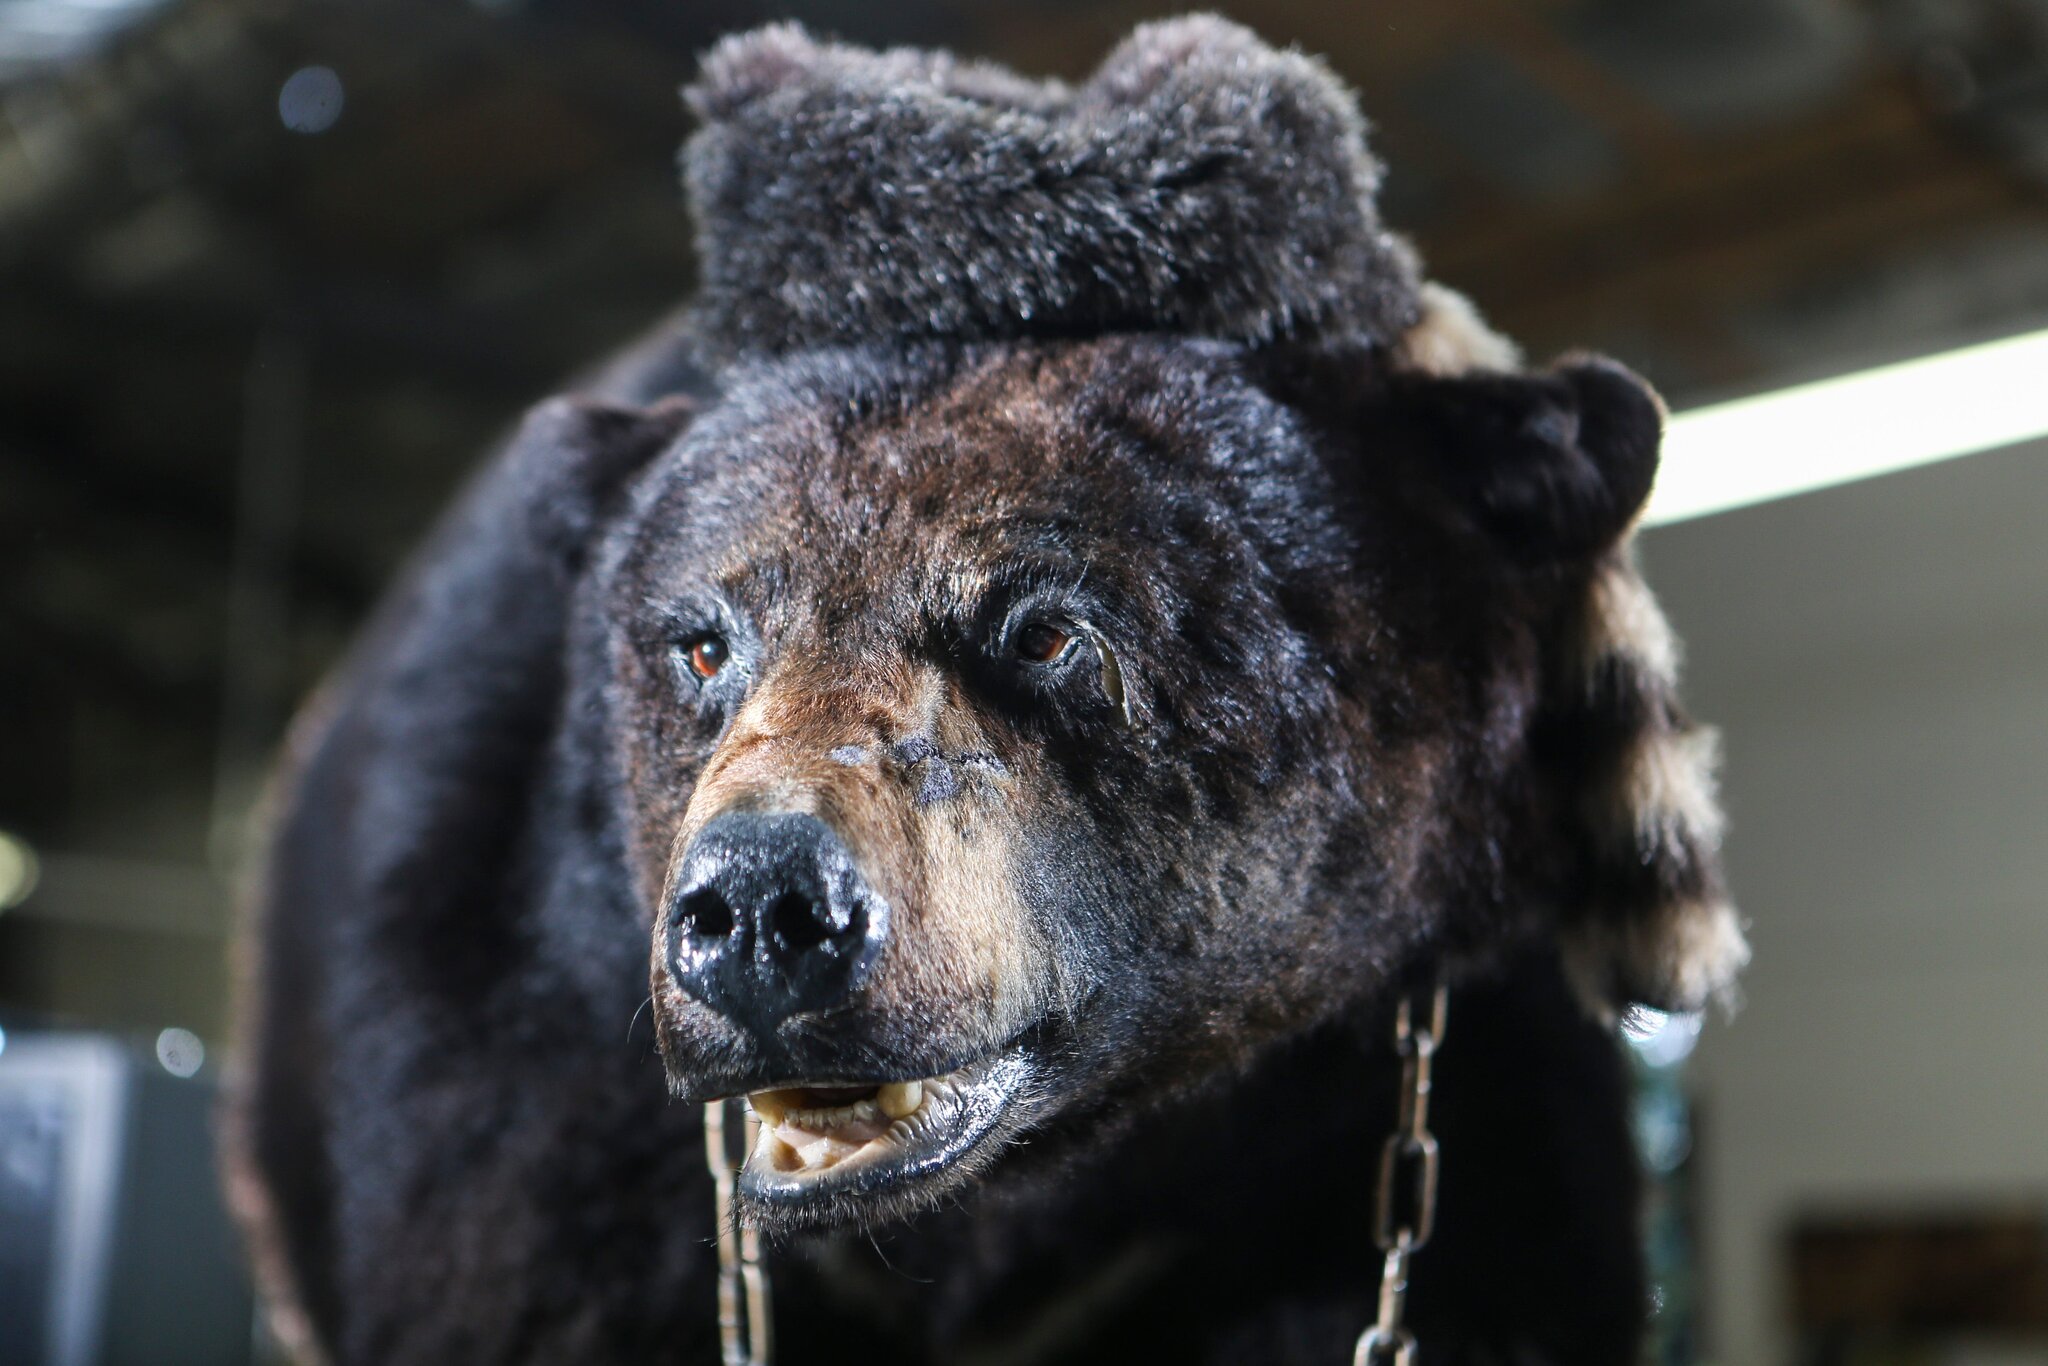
1373;339;1745;1015
506;395;697;570
1394;355;1664;563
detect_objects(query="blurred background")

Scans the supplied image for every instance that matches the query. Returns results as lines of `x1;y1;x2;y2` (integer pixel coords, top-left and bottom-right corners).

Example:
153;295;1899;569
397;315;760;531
2;1;2045;1363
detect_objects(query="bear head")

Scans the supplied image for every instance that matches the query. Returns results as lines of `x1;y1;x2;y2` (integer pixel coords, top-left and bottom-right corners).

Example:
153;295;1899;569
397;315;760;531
560;17;1742;1233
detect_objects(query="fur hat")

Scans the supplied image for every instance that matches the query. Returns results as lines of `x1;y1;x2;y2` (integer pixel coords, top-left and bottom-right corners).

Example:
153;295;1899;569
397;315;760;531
681;16;1421;361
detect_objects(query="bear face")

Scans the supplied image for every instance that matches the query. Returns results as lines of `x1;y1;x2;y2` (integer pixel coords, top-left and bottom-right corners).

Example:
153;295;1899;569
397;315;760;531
590;333;1660;1231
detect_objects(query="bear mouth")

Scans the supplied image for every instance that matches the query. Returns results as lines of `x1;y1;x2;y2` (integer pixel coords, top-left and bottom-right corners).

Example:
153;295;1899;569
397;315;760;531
735;1044;1034;1211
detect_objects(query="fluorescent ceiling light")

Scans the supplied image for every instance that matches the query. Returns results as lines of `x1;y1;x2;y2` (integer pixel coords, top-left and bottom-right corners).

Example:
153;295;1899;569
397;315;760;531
1645;326;2048;526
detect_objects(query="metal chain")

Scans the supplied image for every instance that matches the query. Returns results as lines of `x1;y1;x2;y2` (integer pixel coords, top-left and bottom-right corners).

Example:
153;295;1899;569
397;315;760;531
1352;975;1448;1366
705;1098;773;1366
700;982;1444;1366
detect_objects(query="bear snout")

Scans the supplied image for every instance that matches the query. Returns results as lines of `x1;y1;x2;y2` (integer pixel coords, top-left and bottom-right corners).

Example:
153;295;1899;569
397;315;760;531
664;810;888;1038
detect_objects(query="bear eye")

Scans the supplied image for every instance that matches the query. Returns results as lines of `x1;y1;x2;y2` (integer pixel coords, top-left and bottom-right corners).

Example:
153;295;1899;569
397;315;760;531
683;633;729;680
1013;621;1076;665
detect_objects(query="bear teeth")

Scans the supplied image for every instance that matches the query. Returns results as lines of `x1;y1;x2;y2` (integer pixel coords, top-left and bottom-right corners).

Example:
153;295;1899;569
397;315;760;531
877;1080;923;1118
747;1078;930;1132
743;1076;952;1175
786;1098;879;1131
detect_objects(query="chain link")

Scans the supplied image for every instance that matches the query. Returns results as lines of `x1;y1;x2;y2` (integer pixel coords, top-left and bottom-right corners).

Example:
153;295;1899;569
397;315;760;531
705;1098;773;1366
1352;975;1448;1366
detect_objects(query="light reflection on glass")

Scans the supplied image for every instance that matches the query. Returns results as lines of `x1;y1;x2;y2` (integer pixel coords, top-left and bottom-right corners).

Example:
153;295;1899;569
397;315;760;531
155;1027;204;1078
279;65;344;135
1622;1006;1703;1070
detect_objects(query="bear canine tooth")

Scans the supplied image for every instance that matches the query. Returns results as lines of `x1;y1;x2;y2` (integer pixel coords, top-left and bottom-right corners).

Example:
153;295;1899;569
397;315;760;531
747;1091;790;1124
878;1080;924;1118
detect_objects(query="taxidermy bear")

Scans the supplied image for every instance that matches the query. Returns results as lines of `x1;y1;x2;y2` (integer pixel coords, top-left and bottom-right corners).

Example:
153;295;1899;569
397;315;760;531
225;16;1746;1366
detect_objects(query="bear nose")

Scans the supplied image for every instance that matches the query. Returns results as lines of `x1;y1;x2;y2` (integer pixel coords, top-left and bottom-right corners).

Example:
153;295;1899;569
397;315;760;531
665;811;885;1036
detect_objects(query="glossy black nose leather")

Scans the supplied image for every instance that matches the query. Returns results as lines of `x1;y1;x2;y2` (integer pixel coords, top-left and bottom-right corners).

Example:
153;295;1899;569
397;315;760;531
666;811;884;1036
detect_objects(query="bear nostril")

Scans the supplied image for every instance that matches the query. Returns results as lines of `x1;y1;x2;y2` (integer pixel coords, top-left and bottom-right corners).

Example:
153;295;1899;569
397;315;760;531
767;890;835;955
676;887;736;939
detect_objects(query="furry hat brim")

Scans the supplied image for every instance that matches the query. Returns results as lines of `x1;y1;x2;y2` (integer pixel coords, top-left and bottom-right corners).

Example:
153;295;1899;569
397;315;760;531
681;16;1420;361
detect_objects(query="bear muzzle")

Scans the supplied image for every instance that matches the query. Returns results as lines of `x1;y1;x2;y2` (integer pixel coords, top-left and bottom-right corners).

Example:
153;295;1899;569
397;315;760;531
656;803;1050;1220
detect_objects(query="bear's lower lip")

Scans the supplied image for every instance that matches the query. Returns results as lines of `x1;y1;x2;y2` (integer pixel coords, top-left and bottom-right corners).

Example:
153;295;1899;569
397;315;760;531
736;1045;1033;1208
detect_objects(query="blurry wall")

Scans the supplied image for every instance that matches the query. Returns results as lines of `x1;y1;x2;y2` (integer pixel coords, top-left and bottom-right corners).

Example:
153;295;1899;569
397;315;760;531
1645;438;2048;1364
